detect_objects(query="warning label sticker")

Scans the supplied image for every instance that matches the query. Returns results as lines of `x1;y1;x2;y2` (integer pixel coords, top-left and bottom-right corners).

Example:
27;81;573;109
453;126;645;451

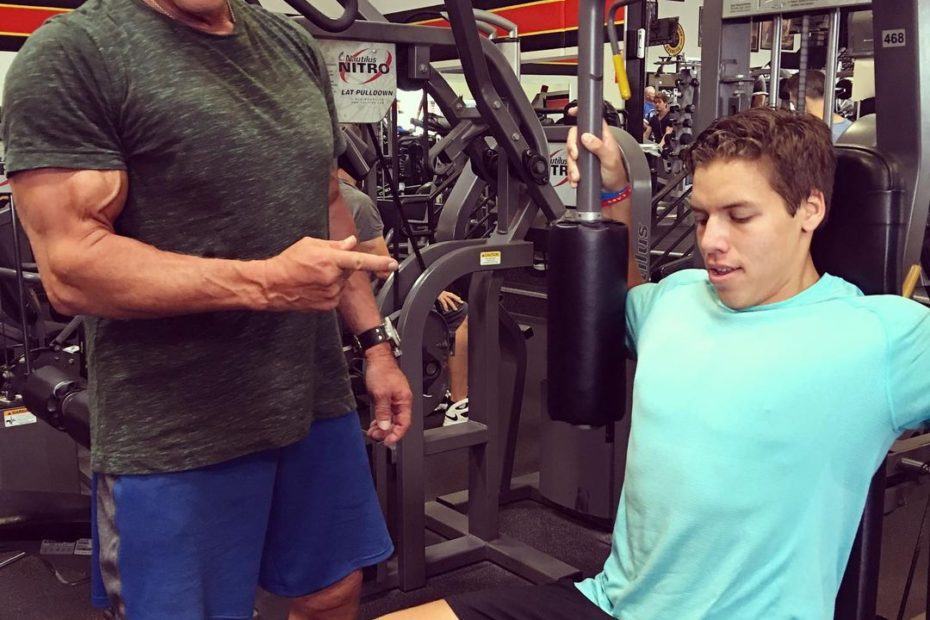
480;251;502;266
3;406;37;428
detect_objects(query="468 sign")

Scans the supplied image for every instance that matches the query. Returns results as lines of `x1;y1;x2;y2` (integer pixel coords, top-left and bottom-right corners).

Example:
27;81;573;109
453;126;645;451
882;29;906;48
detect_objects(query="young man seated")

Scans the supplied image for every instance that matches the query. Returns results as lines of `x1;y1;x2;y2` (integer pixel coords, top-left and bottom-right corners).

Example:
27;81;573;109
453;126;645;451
378;107;930;619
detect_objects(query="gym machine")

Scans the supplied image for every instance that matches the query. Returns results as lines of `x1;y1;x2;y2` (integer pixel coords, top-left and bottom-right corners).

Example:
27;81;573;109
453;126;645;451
0;182;92;577
294;0;655;593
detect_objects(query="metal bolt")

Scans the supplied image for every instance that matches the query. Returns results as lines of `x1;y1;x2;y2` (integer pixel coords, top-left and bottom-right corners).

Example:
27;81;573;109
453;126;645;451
418;64;427;73
512;133;520;141
492;100;502;109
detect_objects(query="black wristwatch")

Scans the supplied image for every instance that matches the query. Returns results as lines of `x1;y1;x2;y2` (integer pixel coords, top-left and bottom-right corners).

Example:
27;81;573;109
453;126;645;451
353;318;402;357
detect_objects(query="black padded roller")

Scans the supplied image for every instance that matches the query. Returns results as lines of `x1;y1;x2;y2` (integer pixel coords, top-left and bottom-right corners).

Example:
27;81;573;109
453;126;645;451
547;220;628;426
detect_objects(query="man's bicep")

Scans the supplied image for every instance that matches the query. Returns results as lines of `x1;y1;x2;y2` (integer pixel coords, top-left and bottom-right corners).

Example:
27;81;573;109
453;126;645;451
11;169;128;260
329;168;359;241
357;236;391;260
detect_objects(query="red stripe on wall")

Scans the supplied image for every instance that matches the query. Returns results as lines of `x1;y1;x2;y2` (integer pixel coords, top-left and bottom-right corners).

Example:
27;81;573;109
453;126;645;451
0;6;68;36
414;0;623;37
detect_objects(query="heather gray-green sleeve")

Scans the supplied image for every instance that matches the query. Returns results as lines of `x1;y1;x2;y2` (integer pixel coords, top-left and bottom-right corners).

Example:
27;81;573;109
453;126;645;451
1;18;124;174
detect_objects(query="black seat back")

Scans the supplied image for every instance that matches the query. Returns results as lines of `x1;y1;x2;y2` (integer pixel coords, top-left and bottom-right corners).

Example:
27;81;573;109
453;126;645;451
813;144;904;620
812;145;905;296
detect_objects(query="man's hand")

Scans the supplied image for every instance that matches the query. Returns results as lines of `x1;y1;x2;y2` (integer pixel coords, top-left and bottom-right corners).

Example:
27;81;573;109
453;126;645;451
262;236;397;311
364;345;412;447
436;290;463;312
565;109;629;192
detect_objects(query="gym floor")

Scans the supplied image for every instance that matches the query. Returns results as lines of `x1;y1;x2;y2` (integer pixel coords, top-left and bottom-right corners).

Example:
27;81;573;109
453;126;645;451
2;293;930;619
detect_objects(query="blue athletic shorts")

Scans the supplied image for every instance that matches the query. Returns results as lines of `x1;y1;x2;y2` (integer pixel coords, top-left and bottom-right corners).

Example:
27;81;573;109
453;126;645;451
90;411;393;620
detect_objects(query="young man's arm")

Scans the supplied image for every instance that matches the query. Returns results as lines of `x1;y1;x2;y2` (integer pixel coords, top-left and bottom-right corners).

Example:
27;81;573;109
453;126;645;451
10;168;395;319
329;166;412;446
565;123;646;289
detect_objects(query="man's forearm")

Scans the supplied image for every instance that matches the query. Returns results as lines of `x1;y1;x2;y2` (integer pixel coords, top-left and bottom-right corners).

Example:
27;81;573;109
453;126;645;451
44;231;268;318
338;270;383;334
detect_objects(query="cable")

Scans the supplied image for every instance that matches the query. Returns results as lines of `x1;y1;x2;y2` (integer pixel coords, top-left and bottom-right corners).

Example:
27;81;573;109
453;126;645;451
365;124;427;273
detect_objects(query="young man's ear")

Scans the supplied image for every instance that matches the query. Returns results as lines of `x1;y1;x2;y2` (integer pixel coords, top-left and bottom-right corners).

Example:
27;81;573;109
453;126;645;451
799;189;827;233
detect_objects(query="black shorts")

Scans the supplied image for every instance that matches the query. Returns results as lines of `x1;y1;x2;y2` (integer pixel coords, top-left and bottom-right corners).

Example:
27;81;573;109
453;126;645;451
446;579;611;620
440;300;468;334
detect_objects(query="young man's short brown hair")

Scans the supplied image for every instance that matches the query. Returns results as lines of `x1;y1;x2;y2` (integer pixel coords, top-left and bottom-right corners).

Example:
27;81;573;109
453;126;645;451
682;108;836;218
653;91;670;104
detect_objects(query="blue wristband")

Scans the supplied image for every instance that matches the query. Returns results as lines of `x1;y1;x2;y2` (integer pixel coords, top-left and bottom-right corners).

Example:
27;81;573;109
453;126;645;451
600;187;627;201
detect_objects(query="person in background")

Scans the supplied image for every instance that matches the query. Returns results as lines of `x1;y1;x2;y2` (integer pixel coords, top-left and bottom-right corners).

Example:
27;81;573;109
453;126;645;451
786;69;853;143
644;91;674;148
643;86;657;118
338;171;470;426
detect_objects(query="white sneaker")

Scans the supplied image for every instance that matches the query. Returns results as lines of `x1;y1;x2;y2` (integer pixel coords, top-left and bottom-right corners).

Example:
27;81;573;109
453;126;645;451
443;398;469;426
432;390;453;416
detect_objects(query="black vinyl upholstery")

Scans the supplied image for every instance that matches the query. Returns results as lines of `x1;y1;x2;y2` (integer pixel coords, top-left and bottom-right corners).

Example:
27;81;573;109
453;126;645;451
812;145;904;296
817;145;903;620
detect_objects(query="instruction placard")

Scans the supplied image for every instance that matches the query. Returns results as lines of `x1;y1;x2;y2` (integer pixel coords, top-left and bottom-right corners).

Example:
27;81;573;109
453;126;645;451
319;40;397;123
3;406;37;428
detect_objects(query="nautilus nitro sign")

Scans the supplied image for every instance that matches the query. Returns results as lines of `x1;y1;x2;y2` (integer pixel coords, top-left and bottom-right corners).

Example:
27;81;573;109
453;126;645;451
319;40;397;123
548;145;577;207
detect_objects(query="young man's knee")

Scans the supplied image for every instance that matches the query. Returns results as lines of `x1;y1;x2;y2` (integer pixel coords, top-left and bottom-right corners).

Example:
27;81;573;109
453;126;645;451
290;570;363;618
377;599;460;619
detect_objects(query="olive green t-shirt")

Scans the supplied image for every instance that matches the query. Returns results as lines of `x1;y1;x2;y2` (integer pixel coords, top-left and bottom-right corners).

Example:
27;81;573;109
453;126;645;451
1;0;354;474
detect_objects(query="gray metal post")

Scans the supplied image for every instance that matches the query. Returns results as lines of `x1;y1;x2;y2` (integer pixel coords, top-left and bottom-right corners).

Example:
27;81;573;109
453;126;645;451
467;270;502;540
474;10;520;81
697;0;723;131
576;0;604;217
823;9;841;132
769;16;783;109
797;15;810;115
873;0;930;289
697;0;752;131
7;197;31;374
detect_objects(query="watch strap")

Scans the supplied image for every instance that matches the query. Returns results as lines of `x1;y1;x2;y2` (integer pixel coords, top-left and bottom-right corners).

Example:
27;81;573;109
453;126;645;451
355;324;391;351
